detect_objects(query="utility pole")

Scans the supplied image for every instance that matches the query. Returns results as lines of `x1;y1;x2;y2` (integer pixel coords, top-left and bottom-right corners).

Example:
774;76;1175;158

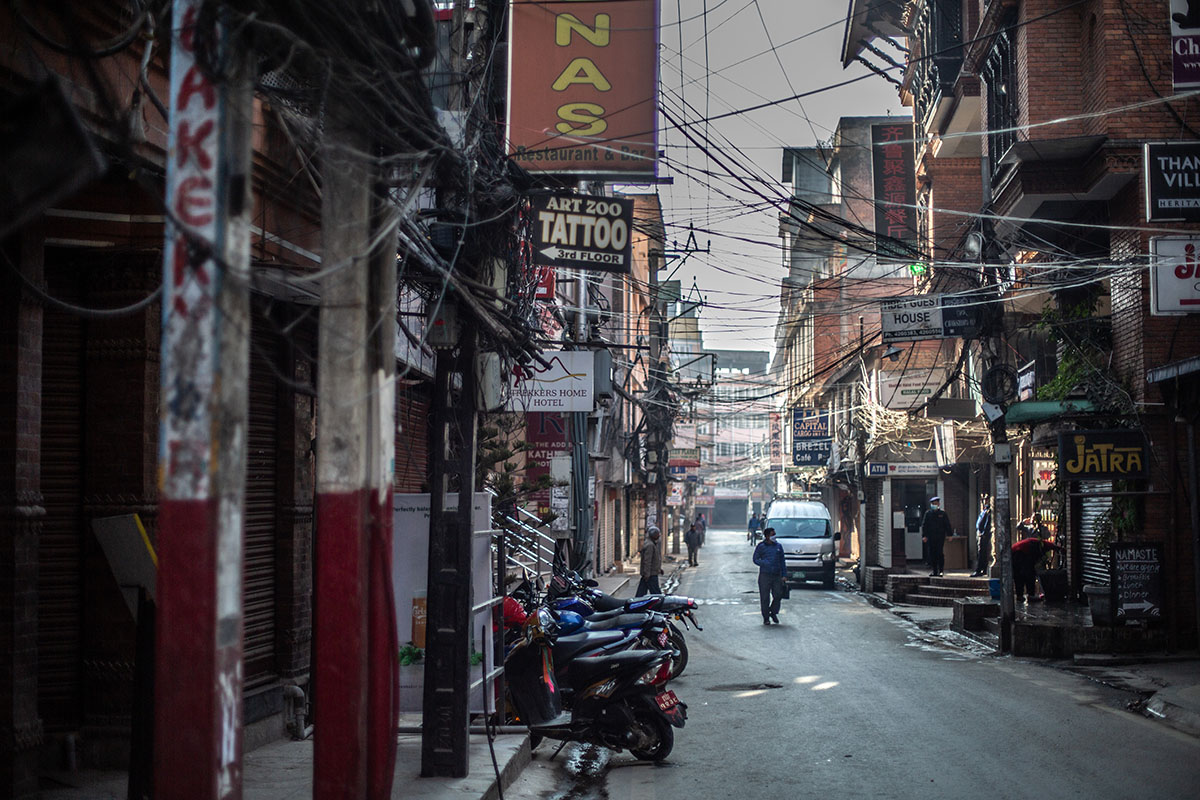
313;114;392;799
155;2;254;797
422;0;479;777
154;3;255;796
573;269;593;570
981;316;1016;653
989;394;1016;653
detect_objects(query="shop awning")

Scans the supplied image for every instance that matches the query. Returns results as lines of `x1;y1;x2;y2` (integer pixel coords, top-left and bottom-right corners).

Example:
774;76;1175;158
1004;400;1095;425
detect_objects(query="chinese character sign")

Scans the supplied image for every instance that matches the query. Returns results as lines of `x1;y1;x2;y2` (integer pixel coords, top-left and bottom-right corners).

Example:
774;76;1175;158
871;123;917;259
769;412;783;472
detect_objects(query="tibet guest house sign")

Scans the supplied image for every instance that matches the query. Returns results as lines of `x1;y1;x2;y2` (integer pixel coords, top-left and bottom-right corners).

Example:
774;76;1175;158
507;0;659;178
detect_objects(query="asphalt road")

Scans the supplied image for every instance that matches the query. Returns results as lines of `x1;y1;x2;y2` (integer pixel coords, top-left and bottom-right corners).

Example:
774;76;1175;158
505;527;1200;800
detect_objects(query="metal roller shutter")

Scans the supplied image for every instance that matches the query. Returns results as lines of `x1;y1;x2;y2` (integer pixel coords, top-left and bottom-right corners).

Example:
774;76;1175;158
1079;481;1112;587
38;270;85;732
395;384;430;493
245;324;279;686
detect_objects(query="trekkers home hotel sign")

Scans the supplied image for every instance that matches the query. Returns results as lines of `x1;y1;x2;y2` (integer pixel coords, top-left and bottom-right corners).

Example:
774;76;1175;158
1145;141;1200;221
1057;430;1149;481
507;0;659;178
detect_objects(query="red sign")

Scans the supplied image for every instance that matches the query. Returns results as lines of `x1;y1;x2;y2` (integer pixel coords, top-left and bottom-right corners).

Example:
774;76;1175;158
871;123;916;259
507;1;659;178
526;412;572;515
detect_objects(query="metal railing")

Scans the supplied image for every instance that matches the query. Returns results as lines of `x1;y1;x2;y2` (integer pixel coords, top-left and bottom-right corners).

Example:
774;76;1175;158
486;491;557;582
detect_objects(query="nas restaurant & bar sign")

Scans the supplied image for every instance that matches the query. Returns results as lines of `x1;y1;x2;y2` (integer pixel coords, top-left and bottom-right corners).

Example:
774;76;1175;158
1057;430;1149;481
507;1;659;178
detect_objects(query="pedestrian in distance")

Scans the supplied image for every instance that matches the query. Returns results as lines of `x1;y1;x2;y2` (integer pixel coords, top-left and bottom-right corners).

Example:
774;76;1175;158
752;526;787;624
684;523;700;567
1012;535;1062;602
636;526;663;596
747;512;761;543
921;496;952;577
971;495;992;577
695;512;707;546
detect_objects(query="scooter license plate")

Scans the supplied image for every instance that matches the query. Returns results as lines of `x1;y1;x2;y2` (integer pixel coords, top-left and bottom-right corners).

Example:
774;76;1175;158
655;690;679;711
657;630;669;646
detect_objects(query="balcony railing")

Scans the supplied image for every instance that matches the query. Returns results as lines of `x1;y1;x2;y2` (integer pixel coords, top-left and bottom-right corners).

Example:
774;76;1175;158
911;0;964;131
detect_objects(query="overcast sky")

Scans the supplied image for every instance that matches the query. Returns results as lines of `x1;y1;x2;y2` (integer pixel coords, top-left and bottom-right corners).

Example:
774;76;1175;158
651;1;905;355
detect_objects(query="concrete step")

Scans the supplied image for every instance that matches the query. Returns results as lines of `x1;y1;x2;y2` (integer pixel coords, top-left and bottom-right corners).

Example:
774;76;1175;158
982;616;1001;635
904;593;958;608
929;577;992;590
918;584;993;599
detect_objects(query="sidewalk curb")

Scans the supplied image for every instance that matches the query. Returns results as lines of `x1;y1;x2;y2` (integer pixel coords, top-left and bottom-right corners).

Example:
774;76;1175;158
481;737;532;800
1144;689;1200;738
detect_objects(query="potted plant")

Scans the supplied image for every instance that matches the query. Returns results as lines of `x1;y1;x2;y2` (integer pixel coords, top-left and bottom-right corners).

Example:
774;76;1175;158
1083;584;1115;626
1039;565;1069;601
398;644;425;712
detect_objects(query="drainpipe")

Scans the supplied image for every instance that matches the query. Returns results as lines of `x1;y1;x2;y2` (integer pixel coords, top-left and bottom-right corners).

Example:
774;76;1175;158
1188;418;1200;651
282;684;313;740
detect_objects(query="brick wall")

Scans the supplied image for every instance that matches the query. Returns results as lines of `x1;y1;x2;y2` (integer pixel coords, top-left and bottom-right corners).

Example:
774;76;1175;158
1017;0;1089;138
922;156;983;257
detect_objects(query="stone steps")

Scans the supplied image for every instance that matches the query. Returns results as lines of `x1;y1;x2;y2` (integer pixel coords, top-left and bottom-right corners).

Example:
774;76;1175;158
904;593;958;608
917;584;992;599
928;576;992;590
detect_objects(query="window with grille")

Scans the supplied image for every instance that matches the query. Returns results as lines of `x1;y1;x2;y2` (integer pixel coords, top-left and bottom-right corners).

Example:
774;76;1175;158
983;27;1017;183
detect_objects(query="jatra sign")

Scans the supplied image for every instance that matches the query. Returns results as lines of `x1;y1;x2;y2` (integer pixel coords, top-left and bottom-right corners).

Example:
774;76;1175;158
1057;430;1149;481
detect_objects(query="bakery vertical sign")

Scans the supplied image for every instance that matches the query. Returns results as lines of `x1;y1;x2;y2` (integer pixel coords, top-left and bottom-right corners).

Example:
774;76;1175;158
507;1;659;178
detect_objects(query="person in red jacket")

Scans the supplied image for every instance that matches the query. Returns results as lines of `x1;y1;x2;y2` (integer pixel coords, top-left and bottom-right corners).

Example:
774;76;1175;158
1011;536;1062;602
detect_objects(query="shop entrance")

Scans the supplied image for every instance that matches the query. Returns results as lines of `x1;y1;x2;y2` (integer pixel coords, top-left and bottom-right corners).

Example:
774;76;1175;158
892;479;937;563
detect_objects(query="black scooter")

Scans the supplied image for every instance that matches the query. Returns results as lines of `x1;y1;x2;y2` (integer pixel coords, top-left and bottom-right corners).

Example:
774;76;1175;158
547;570;701;679
505;607;686;761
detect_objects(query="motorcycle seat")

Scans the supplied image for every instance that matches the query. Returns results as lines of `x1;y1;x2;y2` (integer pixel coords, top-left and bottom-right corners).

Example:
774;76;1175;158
585;592;628;613
585;605;634;621
552;630;628;663
567;649;668;685
582;613;653;632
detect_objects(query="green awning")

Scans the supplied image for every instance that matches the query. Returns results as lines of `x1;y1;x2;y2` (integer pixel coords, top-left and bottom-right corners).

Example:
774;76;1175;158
1004;400;1095;425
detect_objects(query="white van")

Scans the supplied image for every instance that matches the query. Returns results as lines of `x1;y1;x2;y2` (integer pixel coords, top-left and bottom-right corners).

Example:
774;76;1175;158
763;499;839;588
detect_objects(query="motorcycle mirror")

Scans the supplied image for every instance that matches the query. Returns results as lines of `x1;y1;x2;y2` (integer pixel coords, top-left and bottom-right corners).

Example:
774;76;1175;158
584;578;599;587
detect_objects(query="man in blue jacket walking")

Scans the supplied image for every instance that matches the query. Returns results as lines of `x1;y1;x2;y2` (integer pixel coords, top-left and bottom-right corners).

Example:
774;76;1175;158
753;527;787;624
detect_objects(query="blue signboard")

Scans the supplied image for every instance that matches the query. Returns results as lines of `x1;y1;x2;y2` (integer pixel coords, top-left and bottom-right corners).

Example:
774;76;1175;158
792;408;832;467
867;462;888;477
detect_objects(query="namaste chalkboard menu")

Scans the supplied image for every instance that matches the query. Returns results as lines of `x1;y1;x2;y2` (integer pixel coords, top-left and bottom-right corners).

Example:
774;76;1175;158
1111;543;1164;622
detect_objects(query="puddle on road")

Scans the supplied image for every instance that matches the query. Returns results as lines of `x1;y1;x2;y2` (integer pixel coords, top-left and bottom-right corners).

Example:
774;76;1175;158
546;743;610;800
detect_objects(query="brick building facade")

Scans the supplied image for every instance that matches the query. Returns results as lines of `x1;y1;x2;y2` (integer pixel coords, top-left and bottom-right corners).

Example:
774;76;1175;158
845;0;1200;646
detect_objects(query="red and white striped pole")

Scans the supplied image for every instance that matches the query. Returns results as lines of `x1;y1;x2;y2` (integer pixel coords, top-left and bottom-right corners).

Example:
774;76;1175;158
313;120;399;799
155;2;254;798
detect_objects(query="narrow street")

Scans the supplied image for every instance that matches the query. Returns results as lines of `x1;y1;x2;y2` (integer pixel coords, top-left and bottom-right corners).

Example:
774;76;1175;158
507;527;1200;800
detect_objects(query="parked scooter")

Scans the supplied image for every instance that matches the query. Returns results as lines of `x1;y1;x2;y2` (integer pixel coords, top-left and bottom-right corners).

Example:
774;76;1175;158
505;606;686;761
546;570;701;679
506;581;676;687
